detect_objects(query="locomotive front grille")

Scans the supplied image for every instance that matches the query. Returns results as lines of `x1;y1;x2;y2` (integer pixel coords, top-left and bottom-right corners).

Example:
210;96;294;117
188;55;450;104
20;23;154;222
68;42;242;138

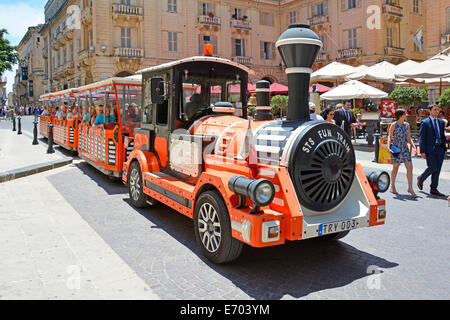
125;140;134;162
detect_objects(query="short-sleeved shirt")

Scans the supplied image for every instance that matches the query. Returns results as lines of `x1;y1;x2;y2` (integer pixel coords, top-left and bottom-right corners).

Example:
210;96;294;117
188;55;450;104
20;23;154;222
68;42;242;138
94;113;116;126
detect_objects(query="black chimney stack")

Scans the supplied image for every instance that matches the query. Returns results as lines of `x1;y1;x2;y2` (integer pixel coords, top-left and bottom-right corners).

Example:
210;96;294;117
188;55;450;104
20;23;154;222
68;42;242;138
276;24;322;122
254;80;274;121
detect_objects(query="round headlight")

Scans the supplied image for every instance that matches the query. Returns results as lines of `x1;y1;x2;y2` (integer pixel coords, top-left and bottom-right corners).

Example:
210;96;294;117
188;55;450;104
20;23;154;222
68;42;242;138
250;179;275;207
377;172;390;193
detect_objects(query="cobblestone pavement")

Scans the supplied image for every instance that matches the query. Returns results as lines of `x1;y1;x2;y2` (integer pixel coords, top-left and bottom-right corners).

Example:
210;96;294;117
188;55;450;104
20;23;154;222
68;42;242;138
2;117;450;299
45;158;449;300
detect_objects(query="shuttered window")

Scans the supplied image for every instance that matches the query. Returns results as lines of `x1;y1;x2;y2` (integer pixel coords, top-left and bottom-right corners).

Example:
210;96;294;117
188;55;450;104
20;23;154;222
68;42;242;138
121;28;131;48
168;0;177;12
168;32;178;52
233;38;245;56
260;41;275;60
348;28;358;48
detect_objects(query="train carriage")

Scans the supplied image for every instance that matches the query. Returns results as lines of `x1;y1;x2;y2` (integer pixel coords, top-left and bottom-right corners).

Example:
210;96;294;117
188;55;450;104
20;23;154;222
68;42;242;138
38;92;55;139
74;77;142;178
123;25;390;264
49;88;80;152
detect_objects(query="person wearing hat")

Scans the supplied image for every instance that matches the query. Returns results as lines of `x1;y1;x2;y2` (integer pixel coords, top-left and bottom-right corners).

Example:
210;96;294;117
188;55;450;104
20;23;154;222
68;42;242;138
388;108;417;197
309;102;324;121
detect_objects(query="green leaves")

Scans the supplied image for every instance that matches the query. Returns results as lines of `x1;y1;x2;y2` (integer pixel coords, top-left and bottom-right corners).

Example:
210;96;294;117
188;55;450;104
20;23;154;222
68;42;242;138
439;89;450;109
388;87;428;106
270;95;288;117
0;28;19;74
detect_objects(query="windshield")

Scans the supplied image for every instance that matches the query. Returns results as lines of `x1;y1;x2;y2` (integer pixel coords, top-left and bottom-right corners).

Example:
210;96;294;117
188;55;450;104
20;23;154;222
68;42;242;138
180;73;241;121
116;85;142;129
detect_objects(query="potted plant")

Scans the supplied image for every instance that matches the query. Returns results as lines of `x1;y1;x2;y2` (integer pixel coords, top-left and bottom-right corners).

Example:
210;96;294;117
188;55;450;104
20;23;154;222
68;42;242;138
232;13;237;20
208;12;214;18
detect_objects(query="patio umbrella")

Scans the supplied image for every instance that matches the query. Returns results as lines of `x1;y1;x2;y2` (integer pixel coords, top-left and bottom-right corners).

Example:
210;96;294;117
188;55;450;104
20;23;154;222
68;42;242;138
346;61;397;82
309;83;333;93
248;83;288;95
320;80;389;100
311;61;358;82
395;54;450;79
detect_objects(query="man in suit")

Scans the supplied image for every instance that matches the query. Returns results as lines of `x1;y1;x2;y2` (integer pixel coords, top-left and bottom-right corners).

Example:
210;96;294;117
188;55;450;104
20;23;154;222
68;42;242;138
334;101;356;137
417;105;447;197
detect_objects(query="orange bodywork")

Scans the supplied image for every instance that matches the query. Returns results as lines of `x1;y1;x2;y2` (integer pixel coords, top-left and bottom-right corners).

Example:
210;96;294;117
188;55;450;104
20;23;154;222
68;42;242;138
124;114;387;248
53;118;80;151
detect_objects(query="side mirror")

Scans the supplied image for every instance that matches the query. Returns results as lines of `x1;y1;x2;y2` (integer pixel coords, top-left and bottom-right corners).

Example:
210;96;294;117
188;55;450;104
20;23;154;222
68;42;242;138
151;77;166;104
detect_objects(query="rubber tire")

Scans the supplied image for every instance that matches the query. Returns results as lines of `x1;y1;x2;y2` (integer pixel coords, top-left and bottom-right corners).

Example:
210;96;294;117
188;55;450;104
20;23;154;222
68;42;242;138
194;191;243;264
320;231;350;241
128;161;148;208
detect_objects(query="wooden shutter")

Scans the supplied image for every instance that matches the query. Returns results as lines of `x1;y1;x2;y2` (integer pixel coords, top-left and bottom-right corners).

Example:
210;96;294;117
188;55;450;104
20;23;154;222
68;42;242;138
260;41;264;59
311;4;316;16
341;0;347;11
324;0;328;15
211;35;217;55
356;0;362;8
232;38;236;56
271;42;276;60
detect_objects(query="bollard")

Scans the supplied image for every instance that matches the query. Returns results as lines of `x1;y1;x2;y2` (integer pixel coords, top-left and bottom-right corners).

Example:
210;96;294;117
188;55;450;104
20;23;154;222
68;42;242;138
32;120;39;145
47;124;55;154
12;116;16;132
17;116;22;135
373;133;381;163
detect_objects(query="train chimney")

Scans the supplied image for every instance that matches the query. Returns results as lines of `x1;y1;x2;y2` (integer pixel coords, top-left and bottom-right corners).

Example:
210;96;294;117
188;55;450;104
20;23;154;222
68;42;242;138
276;24;322;122
254;80;274;121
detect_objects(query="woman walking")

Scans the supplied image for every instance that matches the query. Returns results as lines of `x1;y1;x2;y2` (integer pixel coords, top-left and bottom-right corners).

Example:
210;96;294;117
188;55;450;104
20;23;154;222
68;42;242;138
388;109;417;197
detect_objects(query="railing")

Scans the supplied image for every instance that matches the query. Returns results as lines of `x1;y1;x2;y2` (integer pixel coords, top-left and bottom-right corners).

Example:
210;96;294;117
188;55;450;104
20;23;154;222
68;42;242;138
441;33;450;45
197;15;221;26
382;4;403;17
113;47;144;58
316;52;329;62
338;48;362;59
308;14;329;26
112;3;143;16
384;46;404;57
230;19;251;30
232;56;252;65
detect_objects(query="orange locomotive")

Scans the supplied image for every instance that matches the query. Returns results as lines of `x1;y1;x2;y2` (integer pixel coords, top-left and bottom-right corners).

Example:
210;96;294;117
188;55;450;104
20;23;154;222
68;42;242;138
127;25;388;264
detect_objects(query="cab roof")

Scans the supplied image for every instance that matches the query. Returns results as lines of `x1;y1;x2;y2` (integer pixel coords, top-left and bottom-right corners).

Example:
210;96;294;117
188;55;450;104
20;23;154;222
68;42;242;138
136;56;255;75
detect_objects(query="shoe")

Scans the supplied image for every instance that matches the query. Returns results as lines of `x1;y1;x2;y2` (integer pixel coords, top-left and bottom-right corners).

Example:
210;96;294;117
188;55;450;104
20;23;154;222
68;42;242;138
430;190;446;197
417;177;423;191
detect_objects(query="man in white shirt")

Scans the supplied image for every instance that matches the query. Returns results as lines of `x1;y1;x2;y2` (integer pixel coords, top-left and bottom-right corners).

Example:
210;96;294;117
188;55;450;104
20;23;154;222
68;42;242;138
309;102;324;121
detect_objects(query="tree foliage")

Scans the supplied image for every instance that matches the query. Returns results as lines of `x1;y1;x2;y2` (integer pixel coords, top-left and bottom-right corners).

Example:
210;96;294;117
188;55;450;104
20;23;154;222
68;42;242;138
438;89;450;109
388;87;428;106
270;95;288;118
0;29;18;74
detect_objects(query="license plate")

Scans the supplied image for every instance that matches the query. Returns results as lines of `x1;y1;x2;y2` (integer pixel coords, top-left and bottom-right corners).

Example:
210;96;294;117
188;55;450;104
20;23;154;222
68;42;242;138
318;219;359;236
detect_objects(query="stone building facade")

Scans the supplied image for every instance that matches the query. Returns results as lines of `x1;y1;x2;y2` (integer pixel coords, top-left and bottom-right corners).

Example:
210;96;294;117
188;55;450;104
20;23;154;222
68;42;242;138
14;0;450;104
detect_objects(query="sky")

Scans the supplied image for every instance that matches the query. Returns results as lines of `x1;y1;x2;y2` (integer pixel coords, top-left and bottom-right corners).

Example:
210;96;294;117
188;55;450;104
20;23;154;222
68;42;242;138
0;0;47;95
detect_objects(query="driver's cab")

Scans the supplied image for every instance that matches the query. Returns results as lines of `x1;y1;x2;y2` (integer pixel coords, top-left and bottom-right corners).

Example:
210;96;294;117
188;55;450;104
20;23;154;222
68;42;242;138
136;56;252;181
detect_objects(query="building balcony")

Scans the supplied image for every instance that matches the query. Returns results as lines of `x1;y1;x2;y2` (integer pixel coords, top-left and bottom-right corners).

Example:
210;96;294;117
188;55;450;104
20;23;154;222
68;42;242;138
78;49;93;67
384;46;405;63
382;3;403;22
197;15;221;31
112;3;143;21
113;47;144;58
230;19;251;32
232;56;252;65
308;14;329;27
441;33;450;46
81;6;92;25
316;52;329;62
63;61;75;76
338;48;363;60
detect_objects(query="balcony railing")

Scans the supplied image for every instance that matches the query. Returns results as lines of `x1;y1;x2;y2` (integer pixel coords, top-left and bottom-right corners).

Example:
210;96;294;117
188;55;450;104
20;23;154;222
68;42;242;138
197;15;221;26
113;47;144;58
308;14;329;26
441;33;450;46
230;19;251;30
338;48;362;59
316;52;329;62
232;56;252;65
382;4;403;21
384;46;404;57
112;3;143;17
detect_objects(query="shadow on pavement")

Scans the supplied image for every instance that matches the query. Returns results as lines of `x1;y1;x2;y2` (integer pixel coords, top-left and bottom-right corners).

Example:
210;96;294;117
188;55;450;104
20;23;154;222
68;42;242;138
74;162;126;196
126;199;399;300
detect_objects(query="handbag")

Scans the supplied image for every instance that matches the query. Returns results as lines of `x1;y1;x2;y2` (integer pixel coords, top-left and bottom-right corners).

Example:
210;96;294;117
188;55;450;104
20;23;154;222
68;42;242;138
390;145;401;157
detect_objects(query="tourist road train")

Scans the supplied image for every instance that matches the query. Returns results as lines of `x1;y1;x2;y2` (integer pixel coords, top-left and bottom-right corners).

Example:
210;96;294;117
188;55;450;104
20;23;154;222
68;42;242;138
39;25;390;263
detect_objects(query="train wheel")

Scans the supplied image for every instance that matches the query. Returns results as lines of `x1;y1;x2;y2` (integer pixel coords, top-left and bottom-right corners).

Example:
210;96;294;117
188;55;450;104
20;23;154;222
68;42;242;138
128;161;148;208
194;191;243;264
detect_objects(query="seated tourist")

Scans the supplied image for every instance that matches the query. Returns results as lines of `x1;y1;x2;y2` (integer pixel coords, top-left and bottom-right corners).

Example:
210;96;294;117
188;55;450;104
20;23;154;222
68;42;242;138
55;107;64;119
94;105;116;126
67;105;80;121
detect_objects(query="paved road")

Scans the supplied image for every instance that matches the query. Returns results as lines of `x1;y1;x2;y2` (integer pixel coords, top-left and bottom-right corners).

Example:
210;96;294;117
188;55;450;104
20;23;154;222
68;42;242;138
2;116;450;299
